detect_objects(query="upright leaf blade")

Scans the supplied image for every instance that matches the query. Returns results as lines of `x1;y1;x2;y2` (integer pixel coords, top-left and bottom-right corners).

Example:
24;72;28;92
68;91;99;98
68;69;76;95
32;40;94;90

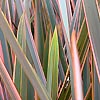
70;0;81;35
47;27;59;100
45;0;56;30
0;9;51;100
0;29;12;76
35;0;44;64
0;58;21;100
14;14;27;100
23;0;30;20
14;0;23;18
15;0;46;85
94;63;100;100
43;32;51;78
82;0;100;82
57;0;70;43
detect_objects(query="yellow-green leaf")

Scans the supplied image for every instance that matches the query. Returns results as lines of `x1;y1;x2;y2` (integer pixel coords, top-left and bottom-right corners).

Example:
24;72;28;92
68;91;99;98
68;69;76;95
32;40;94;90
47;27;59;100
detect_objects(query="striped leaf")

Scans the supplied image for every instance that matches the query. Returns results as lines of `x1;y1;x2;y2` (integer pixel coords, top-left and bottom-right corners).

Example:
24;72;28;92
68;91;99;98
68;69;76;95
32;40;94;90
47;27;59;100
14;14;27;100
0;9;51;100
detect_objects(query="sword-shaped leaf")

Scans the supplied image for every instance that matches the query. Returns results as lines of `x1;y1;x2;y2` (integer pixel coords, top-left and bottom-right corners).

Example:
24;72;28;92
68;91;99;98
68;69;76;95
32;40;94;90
47;27;59;100
82;0;100;83
0;9;51;100
15;0;46;85
0;29;12;76
14;14;27;100
0;58;21;100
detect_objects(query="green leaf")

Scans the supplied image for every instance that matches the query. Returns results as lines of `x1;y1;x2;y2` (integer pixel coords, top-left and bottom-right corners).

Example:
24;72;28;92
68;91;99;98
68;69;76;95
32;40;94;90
27;80;34;100
59;84;71;100
82;56;90;97
26;43;34;100
47;27;59;100
0;9;51;100
14;14;27;100
0;58;21;100
77;21;87;53
77;20;89;64
35;0;44;64
0;29;12;76
58;60;65;82
83;0;100;82
14;18;34;99
58;67;70;100
15;0;46;85
45;0;56;30
70;0;81;36
43;32;51;78
25;16;46;85
58;34;67;74
94;62;100;100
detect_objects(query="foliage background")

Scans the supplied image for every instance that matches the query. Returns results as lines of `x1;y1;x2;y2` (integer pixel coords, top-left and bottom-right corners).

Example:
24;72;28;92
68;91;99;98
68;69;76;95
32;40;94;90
0;0;100;100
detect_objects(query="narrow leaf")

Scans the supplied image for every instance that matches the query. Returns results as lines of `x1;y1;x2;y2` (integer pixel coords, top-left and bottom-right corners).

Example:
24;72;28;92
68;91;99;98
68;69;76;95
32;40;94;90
0;29;12;76
45;0;56;30
15;0;46;85
43;32;51;78
82;0;100;82
57;0;70;43
47;27;59;100
34;0;44;64
0;9;51;100
0;58;21;100
14;14;27;100
0;82;4;100
71;30;83;100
